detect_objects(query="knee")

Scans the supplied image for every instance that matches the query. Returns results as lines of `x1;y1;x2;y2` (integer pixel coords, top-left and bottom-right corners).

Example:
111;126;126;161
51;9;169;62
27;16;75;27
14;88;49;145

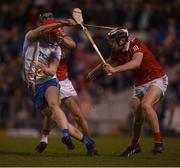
48;101;58;110
130;99;140;113
73;109;84;121
141;101;152;112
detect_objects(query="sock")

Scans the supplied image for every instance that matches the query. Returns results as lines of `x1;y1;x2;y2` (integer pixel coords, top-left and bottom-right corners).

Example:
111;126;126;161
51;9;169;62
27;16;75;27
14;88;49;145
154;132;162;143
40;129;50;144
41;135;48;144
81;135;94;146
131;138;139;147
62;129;70;137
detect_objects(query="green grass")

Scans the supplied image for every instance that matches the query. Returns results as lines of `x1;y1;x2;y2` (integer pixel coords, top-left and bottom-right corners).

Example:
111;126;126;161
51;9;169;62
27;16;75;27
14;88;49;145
0;136;180;167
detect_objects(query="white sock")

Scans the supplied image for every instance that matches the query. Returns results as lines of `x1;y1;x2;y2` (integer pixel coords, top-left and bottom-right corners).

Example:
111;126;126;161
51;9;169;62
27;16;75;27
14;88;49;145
40;135;48;144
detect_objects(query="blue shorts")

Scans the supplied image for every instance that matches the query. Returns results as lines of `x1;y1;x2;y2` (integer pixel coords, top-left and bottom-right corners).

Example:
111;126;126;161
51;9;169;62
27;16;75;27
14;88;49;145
28;78;60;111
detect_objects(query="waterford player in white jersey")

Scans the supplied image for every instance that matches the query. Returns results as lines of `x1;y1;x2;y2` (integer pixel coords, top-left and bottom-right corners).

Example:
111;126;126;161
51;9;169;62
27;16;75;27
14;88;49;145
22;13;77;149
35;13;98;156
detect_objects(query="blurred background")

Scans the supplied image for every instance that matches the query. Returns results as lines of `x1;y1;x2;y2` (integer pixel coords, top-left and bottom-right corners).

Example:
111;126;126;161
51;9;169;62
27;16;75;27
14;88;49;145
0;0;179;137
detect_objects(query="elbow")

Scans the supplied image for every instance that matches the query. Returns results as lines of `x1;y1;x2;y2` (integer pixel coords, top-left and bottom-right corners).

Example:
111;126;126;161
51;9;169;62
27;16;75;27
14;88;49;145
68;41;76;49
64;37;76;48
45;70;56;76
49;70;56;76
134;62;141;69
70;42;76;48
72;42;77;48
136;64;141;69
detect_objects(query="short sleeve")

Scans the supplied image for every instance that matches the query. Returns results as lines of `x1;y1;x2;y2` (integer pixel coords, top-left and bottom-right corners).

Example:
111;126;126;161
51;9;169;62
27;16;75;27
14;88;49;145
131;38;143;54
24;31;33;46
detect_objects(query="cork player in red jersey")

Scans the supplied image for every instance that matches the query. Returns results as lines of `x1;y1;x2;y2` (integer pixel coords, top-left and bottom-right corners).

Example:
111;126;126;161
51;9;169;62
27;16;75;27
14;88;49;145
88;27;168;157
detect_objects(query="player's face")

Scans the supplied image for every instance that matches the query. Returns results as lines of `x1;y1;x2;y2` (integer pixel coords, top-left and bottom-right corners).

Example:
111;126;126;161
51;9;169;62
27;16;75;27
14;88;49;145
109;38;126;51
43;32;61;45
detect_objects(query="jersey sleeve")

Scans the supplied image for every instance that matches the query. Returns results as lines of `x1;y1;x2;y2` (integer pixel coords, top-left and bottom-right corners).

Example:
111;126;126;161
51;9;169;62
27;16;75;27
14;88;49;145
24;31;33;46
130;38;144;54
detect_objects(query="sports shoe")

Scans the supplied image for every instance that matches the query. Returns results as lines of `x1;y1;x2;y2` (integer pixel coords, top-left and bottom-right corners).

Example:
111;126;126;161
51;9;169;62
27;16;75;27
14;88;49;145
61;136;75;150
35;142;48;153
152;142;164;154
119;144;141;157
86;142;99;156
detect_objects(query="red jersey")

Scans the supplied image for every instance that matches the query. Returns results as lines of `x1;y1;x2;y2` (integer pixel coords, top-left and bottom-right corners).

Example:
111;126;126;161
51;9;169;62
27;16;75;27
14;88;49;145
56;48;68;81
111;38;165;86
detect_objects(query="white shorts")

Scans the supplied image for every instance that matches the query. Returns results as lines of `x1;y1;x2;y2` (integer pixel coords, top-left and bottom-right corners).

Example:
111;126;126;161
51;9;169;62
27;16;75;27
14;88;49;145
59;78;77;100
133;75;168;98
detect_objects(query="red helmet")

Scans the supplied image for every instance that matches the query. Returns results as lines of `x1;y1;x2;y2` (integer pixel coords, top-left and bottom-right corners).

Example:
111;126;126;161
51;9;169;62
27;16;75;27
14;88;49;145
39;12;63;45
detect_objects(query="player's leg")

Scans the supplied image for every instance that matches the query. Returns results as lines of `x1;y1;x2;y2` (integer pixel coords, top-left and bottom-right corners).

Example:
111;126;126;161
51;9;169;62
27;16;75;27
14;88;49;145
120;97;143;157
63;96;91;137
35;110;52;153
63;96;98;156
67;122;98;156
131;97;144;146
36;112;97;156
45;86;74;150
141;85;164;153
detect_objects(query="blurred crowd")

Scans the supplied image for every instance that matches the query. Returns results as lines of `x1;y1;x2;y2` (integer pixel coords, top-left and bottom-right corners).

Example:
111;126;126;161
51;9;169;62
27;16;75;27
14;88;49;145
0;0;179;134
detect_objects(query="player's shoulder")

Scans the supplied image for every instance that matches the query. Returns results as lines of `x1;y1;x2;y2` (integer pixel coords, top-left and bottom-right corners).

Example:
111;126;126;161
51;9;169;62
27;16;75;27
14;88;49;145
25;30;32;38
24;30;34;43
130;37;143;45
129;37;144;52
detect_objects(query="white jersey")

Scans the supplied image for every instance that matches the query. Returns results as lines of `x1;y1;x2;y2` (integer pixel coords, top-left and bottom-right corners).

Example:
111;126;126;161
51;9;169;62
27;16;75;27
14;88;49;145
22;31;62;84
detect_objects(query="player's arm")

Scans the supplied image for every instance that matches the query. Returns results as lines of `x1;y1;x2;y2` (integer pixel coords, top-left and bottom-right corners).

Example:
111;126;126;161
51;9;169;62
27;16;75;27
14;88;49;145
27;23;64;42
62;35;76;49
87;58;118;80
57;18;77;26
36;59;59;76
27;19;75;42
103;52;143;74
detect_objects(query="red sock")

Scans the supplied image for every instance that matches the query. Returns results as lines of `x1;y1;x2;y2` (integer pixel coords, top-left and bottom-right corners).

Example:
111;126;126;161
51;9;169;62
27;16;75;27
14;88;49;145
154;132;162;143
131;138;139;146
43;129;50;135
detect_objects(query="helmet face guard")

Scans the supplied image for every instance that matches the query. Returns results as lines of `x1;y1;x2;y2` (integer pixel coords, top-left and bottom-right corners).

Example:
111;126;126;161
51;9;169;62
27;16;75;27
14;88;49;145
39;12;63;45
39;12;55;24
108;27;129;42
44;31;63;46
107;27;129;50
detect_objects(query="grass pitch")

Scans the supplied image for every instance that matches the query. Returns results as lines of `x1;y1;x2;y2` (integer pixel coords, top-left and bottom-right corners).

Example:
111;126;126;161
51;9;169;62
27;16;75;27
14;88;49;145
0;136;180;167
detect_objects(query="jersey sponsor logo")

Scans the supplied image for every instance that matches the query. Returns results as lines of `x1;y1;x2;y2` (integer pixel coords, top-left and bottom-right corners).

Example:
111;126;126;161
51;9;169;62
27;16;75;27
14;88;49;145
39;51;48;60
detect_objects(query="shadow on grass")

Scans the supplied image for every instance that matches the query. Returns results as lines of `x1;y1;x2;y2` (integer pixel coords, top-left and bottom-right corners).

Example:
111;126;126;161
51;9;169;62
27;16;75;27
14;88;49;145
0;149;115;158
0;150;106;158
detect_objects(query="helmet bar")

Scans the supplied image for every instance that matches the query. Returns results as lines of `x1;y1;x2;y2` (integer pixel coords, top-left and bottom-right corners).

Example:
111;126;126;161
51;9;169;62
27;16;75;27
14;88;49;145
108;27;129;41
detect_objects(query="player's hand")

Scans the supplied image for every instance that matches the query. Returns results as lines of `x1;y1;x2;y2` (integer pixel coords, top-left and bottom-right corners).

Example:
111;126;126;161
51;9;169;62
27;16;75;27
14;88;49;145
87;71;96;81
103;63;116;74
60;18;77;26
28;80;35;92
66;18;77;26
35;63;46;73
